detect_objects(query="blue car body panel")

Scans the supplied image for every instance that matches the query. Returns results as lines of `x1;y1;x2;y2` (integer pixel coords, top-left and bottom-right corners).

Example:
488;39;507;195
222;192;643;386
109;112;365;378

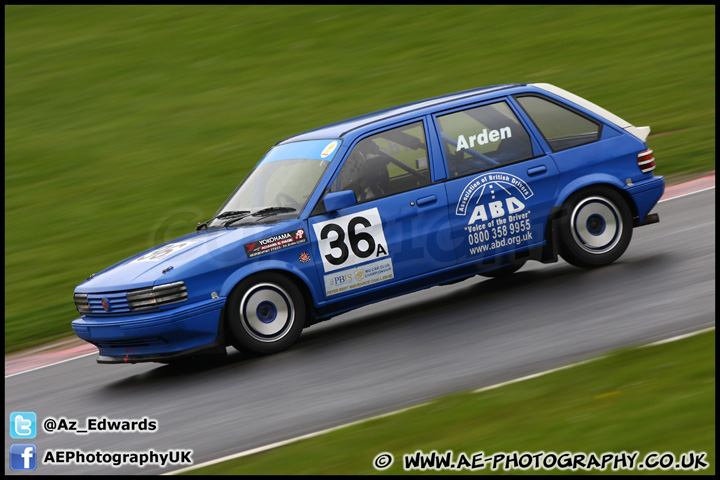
72;83;665;363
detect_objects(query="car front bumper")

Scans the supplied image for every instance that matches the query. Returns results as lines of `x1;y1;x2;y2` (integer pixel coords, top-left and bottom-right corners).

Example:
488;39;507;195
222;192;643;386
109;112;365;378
71;297;226;363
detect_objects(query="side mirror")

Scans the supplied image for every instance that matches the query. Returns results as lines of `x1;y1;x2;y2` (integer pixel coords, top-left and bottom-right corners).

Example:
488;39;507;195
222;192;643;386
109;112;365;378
323;190;357;213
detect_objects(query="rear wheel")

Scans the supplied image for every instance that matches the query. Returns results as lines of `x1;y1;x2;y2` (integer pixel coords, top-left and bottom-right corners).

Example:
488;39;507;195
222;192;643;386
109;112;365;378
227;273;306;355
559;187;632;268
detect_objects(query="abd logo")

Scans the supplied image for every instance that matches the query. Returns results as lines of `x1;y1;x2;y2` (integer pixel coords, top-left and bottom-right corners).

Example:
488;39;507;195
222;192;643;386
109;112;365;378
455;172;534;225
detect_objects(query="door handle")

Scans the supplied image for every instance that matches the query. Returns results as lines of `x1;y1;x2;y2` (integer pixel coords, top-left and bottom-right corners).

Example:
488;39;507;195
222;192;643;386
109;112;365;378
527;165;547;176
416;195;437;207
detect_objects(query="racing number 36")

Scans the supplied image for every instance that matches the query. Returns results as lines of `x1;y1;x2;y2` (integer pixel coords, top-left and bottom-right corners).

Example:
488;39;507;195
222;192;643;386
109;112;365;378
321;216;376;265
312;208;389;273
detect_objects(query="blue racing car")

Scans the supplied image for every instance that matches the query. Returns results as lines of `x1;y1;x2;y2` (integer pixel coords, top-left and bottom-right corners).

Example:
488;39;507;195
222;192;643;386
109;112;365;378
72;83;664;363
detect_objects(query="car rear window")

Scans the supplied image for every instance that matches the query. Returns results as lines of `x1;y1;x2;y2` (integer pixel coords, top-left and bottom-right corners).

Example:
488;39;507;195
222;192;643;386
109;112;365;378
515;95;601;152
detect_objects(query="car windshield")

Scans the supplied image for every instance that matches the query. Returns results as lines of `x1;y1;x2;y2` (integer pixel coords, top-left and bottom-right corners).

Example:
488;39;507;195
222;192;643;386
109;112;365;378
209;139;340;227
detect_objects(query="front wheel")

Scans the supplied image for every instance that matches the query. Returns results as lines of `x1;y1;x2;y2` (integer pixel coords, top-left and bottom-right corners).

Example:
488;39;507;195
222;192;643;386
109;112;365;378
558;187;633;268
226;273;306;355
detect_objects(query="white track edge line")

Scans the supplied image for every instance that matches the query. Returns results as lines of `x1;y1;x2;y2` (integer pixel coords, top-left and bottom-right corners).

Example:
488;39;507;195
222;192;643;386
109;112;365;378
472;357;602;394
5;352;97;379
643;326;715;347
658;185;714;203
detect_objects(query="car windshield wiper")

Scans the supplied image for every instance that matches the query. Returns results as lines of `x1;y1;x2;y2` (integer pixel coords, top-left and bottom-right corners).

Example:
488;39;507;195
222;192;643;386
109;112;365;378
222;211;254;227
220;207;298;228
251;207;297;218
197;211;251;230
216;210;251;219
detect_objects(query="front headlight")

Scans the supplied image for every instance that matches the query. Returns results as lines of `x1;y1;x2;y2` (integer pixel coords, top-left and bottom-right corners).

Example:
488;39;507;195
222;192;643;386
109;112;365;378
74;293;91;314
126;281;188;311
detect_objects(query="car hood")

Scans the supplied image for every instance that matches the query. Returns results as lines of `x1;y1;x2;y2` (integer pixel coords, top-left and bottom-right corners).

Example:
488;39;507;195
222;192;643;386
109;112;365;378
76;225;279;293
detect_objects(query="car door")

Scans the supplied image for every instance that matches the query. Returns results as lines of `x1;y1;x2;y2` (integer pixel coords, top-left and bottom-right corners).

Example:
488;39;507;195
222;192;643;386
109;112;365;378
432;98;559;265
308;119;455;299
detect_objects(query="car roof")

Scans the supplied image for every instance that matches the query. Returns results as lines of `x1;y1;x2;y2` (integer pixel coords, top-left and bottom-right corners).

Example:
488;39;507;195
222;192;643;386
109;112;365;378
278;83;526;145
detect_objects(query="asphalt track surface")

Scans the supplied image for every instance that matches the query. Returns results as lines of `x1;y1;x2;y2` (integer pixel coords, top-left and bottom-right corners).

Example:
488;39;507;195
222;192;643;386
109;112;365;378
5;186;715;475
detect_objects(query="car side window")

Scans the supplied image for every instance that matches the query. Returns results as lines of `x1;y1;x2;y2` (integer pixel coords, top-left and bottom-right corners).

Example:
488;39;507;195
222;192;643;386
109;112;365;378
515;95;601;152
331;121;431;203
436;101;533;178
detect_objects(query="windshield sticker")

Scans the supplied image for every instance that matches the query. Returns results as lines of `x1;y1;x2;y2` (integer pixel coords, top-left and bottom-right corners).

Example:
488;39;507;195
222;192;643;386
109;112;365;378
324;258;394;296
244;228;307;258
261;139;341;164
132;238;203;263
312;207;389;273
321;141;339;159
456;127;512;152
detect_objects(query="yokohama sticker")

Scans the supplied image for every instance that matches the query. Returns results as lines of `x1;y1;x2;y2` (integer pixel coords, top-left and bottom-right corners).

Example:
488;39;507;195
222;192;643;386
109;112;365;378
244;229;308;258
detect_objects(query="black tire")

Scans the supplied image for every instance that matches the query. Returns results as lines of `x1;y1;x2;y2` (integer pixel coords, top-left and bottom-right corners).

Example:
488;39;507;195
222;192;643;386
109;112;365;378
558;187;633;268
226;272;306;355
479;259;527;278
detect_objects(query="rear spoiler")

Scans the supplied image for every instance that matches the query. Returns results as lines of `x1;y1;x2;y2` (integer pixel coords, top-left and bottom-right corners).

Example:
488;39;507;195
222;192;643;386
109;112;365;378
627;125;651;142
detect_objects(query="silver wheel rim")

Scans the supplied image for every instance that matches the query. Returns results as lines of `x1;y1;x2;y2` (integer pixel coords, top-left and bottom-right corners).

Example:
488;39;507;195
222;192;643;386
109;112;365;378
570;196;623;254
240;283;294;342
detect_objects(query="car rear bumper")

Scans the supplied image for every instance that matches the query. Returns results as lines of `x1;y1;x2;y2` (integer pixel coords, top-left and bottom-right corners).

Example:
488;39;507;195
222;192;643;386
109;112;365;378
625;175;665;224
71;297;226;363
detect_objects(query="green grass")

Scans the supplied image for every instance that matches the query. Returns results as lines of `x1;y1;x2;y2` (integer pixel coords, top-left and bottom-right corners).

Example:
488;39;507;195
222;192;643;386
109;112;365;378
4;5;715;352
183;331;715;475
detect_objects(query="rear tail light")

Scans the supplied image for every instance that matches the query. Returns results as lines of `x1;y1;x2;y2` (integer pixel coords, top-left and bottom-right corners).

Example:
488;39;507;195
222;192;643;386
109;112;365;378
637;149;655;173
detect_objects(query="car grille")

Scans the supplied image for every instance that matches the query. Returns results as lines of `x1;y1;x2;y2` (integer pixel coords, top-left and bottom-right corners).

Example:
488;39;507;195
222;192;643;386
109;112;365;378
87;292;131;314
75;282;187;314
